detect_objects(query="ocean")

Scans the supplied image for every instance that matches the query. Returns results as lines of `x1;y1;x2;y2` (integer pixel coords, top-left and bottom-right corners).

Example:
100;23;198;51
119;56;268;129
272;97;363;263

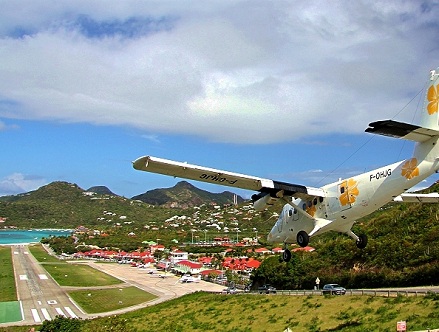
0;229;72;245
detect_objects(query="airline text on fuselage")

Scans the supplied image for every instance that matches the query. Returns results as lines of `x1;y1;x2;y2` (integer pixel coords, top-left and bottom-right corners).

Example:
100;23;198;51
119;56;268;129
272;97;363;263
199;173;238;185
369;169;392;182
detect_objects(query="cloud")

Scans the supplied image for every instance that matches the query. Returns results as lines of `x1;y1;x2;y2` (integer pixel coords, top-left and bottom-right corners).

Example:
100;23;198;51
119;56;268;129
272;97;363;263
0;173;47;196
1;1;438;144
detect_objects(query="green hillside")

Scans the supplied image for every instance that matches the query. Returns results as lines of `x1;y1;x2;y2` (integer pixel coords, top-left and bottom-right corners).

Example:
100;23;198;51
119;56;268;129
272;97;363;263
2;180;439;289
0;181;187;229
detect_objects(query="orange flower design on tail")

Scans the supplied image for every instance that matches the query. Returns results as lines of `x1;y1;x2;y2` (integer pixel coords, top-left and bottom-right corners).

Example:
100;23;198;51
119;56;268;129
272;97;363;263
427;84;439;115
339;178;359;206
401;158;419;180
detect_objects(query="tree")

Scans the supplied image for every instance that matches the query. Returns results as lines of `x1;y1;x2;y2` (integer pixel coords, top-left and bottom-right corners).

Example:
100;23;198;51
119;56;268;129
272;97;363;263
40;315;82;332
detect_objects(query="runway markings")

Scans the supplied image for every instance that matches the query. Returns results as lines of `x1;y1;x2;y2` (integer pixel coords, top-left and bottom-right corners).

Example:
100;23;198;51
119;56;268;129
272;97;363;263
24;251;29;255
47;300;57;304
64;307;78;318
55;307;66;317
30;309;41;323
14;251;18;255
19;275;28;280
41;308;51;321
38;274;48;280
29;307;78;323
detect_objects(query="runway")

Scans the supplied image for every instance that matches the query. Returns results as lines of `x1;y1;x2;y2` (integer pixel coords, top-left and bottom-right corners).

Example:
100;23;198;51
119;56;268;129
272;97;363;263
8;245;86;325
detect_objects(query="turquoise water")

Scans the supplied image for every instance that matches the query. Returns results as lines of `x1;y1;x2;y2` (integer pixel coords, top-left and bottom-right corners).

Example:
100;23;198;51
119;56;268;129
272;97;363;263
0;229;72;245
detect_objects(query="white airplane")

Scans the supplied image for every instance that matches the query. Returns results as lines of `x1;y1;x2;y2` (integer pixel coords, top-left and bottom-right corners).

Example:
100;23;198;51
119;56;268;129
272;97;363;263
133;69;439;262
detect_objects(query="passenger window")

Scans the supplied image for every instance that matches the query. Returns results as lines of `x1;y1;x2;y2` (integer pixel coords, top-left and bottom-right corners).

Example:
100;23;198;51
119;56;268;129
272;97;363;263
313;198;317;205
340;186;345;194
302;203;307;210
288;209;293;217
319;197;324;203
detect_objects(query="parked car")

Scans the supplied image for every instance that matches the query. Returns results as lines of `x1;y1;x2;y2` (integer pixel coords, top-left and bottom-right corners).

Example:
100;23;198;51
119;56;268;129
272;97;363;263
258;284;277;294
223;287;237;294
322;284;346;295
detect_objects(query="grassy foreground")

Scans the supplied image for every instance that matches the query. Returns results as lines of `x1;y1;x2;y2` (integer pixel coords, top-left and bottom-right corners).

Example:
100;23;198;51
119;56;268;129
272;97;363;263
105;292;439;332
1;292;439;332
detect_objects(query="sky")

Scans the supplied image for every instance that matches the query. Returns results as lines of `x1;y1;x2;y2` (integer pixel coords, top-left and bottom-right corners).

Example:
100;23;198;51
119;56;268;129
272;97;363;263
1;0;439;199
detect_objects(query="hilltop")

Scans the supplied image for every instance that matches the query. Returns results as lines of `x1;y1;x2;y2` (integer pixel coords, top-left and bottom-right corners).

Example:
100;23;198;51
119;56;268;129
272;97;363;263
87;186;116;196
132;180;244;208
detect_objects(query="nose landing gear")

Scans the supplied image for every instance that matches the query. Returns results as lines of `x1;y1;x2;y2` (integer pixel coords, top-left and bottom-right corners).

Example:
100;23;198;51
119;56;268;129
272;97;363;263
282;248;292;262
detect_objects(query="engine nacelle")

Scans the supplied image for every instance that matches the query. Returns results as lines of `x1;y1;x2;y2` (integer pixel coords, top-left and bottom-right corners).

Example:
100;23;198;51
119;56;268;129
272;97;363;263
252;193;278;211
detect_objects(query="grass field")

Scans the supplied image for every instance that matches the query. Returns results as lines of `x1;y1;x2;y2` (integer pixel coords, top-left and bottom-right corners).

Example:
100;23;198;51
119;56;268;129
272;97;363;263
28;244;122;287
28;244;62;263
68;286;157;313
0;247;16;302
42;263;123;287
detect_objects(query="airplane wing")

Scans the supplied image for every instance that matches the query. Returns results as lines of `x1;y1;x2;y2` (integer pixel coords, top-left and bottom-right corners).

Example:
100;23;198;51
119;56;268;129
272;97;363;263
133;155;325;200
393;192;439;203
366;120;439;142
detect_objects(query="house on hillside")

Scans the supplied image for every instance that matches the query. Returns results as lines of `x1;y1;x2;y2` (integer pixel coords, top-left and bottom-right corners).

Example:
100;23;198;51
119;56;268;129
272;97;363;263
271;247;284;254
292;246;315;252
254;247;271;255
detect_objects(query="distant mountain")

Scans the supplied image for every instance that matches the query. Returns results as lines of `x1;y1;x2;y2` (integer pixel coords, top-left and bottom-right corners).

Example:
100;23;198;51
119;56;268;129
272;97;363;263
131;181;245;208
0;181;178;229
87;186;117;196
0;181;250;229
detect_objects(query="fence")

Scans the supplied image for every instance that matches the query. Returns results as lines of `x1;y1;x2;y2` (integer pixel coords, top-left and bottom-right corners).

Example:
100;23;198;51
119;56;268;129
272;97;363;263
243;289;439;297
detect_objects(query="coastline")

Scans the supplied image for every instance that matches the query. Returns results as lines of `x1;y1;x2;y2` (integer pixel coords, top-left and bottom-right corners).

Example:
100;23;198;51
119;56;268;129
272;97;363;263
0;229;72;246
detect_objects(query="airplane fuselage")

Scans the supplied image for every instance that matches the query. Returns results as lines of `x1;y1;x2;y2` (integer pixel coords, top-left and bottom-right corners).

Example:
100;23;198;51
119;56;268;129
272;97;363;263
268;151;439;244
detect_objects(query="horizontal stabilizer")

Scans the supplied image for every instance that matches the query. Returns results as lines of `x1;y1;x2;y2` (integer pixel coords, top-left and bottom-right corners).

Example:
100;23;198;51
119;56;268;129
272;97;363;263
393;192;439;203
133;155;325;199
366;120;439;142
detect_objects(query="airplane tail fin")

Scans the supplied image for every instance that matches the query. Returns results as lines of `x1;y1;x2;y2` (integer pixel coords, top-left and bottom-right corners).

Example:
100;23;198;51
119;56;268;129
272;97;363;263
366;68;439;165
419;69;439;130
413;68;439;163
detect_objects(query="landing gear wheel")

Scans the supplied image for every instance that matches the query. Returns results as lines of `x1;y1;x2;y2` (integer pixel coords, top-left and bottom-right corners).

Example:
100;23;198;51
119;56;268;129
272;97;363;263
297;231;309;247
282;248;292;262
356;234;368;249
